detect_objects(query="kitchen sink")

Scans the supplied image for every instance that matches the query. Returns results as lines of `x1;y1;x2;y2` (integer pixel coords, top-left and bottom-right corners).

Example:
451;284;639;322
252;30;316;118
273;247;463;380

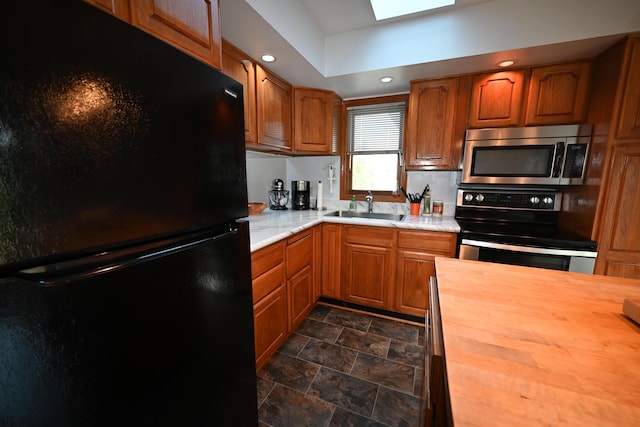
325;210;405;221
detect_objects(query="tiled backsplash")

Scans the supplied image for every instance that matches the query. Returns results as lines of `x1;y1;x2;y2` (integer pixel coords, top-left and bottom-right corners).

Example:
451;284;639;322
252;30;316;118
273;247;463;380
246;152;460;216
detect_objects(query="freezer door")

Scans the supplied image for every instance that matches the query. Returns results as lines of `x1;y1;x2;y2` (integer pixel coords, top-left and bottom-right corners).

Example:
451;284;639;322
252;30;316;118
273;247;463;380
1;1;248;272
0;222;257;426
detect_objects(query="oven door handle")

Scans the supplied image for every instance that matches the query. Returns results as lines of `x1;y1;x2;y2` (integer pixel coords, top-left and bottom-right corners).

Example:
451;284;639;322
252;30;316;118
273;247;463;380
460;239;598;258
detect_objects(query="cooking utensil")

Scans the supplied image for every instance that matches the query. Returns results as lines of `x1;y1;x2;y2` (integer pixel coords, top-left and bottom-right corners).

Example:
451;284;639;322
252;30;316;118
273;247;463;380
400;186;410;201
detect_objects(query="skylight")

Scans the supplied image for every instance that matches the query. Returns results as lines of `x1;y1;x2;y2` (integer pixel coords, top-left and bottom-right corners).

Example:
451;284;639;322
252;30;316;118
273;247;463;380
370;0;455;20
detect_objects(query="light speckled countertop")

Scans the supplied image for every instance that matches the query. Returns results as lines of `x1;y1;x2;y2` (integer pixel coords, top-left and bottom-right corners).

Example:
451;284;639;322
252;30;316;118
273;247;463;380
245;208;460;252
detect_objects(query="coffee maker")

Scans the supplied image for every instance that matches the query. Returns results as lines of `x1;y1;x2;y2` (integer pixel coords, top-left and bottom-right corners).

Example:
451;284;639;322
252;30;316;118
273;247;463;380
292;180;310;210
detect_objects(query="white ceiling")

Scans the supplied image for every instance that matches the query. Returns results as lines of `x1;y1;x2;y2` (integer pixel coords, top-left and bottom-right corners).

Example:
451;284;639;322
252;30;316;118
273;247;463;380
220;0;640;100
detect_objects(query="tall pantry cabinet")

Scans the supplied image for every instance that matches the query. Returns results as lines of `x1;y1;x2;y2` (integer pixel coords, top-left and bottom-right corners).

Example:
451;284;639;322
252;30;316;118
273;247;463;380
593;34;640;278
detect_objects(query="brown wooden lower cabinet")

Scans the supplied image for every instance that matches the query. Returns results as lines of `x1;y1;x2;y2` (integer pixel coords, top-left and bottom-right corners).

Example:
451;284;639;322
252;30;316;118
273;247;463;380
342;226;395;309
253;285;287;370
251;240;286;370
253;223;456;369
396;230;457;317
286;230;315;330
252;227;318;370
288;265;314;330
337;225;457;317
396;250;435;316
321;224;342;298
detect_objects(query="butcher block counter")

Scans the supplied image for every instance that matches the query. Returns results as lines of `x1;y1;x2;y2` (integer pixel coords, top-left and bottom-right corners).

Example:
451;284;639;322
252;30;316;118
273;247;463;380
433;258;640;427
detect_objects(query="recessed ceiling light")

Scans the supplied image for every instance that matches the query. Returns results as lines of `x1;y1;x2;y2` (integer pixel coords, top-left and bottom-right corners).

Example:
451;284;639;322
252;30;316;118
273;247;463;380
380;76;393;83
261;54;276;63
497;59;516;68
370;0;455;20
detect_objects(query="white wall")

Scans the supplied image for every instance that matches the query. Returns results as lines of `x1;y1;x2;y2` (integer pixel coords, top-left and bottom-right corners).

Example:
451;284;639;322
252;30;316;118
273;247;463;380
246;151;287;204
246;152;459;215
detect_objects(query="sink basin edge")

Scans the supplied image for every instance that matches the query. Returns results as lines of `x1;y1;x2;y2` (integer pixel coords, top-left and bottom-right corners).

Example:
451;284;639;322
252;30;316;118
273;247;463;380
325;210;405;221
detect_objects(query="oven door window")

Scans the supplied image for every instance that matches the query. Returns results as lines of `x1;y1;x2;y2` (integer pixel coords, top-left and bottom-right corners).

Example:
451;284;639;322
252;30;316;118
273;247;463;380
478;247;570;271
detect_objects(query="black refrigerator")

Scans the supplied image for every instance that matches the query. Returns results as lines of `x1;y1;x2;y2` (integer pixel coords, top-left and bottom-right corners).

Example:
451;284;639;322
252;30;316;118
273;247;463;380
0;1;258;425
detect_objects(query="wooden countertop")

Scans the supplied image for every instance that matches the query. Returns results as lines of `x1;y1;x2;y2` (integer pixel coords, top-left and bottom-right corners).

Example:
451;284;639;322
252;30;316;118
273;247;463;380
434;258;640;427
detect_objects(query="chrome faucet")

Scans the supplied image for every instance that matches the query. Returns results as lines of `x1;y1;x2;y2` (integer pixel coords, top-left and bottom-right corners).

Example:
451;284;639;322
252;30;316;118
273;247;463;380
365;191;374;213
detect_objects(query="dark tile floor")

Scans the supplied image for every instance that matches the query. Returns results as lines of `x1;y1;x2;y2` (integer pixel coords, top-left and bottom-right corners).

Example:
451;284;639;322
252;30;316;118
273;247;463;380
256;304;426;427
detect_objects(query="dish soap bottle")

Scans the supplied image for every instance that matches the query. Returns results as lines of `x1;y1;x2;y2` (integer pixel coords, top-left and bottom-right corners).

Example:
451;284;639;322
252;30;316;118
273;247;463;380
349;195;357;212
422;186;431;215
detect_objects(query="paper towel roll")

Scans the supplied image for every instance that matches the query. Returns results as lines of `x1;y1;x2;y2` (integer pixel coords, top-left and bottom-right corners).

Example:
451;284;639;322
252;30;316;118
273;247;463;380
317;181;323;210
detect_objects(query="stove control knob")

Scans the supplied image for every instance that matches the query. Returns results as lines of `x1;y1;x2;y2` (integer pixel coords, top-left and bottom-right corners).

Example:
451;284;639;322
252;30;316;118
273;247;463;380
464;193;474;202
543;197;554;205
475;194;485;203
530;196;540;205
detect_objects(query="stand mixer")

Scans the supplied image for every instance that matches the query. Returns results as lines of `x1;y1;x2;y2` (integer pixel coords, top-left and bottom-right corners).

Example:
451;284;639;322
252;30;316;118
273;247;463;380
268;179;289;210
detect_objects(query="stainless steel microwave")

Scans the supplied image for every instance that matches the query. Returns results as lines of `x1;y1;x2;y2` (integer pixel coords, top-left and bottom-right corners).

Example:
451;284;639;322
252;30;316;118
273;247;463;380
461;124;592;186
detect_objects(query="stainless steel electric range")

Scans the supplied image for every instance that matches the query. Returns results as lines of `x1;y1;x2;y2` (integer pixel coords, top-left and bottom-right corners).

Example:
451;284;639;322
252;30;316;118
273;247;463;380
455;187;598;273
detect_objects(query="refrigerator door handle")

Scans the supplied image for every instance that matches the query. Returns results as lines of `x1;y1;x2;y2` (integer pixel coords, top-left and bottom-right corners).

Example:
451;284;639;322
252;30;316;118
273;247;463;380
17;226;240;286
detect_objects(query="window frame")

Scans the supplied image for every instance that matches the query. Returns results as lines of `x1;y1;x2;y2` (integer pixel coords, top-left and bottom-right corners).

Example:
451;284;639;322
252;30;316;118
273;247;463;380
340;94;407;203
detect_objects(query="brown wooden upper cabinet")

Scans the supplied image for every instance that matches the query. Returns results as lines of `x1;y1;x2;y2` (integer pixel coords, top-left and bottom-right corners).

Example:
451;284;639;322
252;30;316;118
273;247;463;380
469;62;592;128
131;0;221;69
616;37;640;140
469;70;527;128
405;77;469;170
256;65;293;152
525;62;591;125
83;0;222;70
293;88;341;154
221;40;257;145
84;0;131;20
221;42;339;154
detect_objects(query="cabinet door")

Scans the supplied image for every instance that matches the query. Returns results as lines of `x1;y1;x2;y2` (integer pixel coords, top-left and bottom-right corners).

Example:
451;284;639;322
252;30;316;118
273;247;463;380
313;225;322;300
256;65;292;152
526;62;591;125
253;285;288;370
406;78;458;169
221;40;257;145
617;38;640;140
342;226;401;311
594;144;640;278
395;231;456;317
293;88;334;154
83;0;131;20
342;242;393;310
130;0;221;69
321;224;342;298
288;265;314;330
286;230;316;329
395;250;434;317
469;70;526;127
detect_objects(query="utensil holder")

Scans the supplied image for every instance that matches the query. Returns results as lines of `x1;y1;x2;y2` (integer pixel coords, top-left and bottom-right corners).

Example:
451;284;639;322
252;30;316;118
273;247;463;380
410;202;421;216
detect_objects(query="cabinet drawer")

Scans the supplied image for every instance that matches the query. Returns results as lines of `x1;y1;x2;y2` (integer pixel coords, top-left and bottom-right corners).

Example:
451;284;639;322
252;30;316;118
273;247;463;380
345;225;394;246
251;241;285;279
253;264;285;304
397;231;456;254
286;231;313;275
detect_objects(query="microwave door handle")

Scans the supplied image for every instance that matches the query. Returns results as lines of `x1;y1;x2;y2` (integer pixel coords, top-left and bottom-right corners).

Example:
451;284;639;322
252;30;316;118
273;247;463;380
552;141;565;178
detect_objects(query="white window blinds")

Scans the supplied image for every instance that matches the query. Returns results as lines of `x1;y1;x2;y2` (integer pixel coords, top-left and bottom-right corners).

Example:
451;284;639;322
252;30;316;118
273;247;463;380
347;102;405;155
